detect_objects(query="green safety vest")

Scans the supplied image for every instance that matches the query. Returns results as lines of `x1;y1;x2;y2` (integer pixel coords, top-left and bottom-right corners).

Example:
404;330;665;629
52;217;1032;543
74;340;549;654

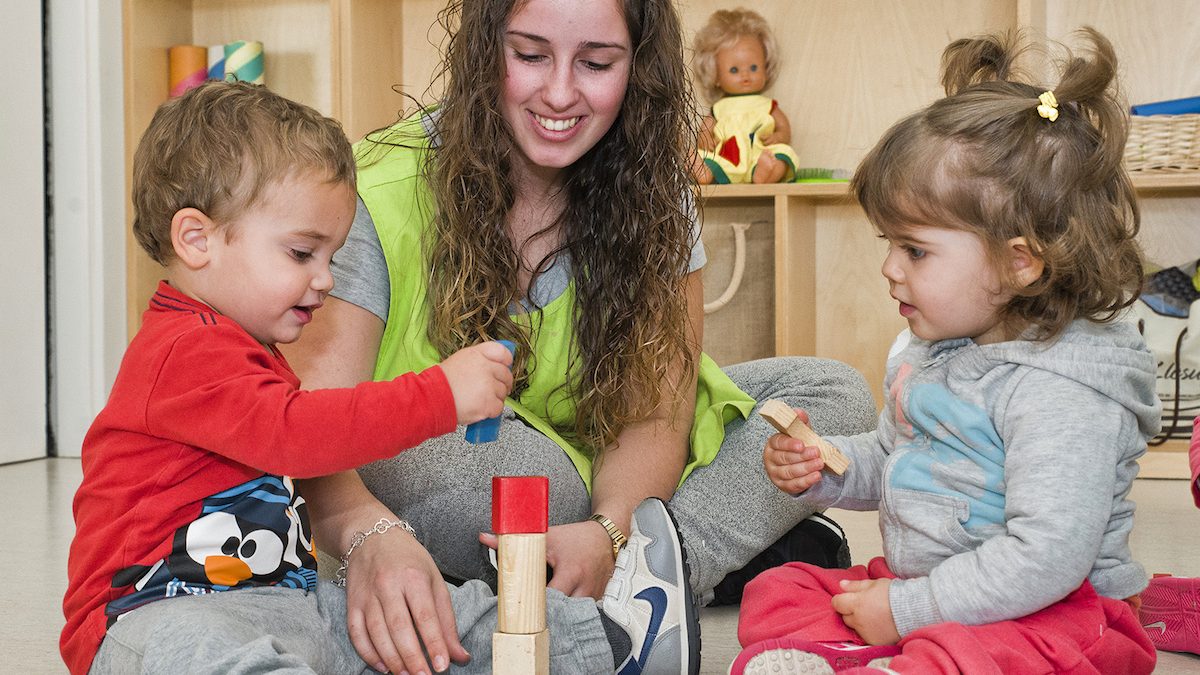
355;117;755;491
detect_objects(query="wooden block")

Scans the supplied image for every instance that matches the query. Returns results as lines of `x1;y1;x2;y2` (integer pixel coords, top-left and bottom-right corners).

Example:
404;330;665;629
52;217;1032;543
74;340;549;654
492;476;550;675
492;629;549;675
759;399;851;475
465;340;518;444
491;476;549;534
496;533;546;634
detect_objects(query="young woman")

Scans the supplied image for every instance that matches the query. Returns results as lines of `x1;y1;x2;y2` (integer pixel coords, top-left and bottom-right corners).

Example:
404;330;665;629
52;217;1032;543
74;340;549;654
286;0;876;669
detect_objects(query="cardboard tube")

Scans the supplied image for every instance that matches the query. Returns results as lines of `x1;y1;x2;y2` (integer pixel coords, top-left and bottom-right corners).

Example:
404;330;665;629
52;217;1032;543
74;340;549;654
168;45;207;97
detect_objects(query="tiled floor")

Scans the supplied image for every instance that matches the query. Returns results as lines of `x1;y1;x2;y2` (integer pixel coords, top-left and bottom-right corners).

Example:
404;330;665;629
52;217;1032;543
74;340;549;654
5;457;1199;674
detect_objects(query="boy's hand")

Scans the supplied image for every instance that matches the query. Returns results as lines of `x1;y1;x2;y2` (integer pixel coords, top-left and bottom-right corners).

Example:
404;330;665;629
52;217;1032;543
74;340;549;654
440;342;514;425
832;578;901;646
763;408;826;494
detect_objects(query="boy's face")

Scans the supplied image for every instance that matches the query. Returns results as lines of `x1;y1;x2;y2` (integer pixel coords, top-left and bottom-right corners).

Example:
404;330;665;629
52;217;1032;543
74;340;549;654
200;174;356;346
880;224;1011;345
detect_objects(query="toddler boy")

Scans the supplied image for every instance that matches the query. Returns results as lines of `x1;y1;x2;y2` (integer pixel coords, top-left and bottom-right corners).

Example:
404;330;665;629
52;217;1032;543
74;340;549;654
61;81;699;675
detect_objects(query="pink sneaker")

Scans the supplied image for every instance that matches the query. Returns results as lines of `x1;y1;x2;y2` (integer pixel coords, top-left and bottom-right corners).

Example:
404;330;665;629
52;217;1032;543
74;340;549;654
729;638;900;674
1139;575;1200;654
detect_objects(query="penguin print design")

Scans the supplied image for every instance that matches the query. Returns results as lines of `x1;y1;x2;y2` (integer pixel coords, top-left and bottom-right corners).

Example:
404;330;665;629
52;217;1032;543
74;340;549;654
105;475;317;622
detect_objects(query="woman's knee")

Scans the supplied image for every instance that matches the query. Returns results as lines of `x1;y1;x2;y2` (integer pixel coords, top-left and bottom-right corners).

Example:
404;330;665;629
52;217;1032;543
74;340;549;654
726;356;876;434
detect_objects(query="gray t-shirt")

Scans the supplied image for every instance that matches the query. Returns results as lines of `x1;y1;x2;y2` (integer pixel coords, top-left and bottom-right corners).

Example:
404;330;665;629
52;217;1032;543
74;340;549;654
330;195;707;322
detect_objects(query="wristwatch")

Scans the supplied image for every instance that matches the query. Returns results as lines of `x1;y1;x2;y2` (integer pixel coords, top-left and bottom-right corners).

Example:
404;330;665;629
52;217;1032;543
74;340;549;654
589;513;628;561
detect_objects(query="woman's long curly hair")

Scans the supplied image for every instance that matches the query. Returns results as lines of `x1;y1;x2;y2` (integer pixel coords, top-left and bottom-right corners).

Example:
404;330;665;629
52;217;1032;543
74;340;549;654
852;28;1142;341
419;0;699;456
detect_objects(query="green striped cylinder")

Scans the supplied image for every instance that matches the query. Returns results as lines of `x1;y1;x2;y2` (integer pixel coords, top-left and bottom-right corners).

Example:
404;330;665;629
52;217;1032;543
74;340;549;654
223;40;264;85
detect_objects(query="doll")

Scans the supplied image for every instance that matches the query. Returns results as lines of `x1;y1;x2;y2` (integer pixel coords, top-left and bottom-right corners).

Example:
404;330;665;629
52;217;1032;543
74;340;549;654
692;8;799;184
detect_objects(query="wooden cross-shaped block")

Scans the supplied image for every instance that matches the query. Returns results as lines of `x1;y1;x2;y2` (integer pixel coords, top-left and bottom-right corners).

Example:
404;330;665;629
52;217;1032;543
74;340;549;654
758;399;851;475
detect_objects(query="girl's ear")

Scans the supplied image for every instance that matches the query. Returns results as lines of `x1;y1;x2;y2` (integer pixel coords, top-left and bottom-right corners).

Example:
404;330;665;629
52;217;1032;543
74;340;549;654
171;208;216;270
1007;236;1045;288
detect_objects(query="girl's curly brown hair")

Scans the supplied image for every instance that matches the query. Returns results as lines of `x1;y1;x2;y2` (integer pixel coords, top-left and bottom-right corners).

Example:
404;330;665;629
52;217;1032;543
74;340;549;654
852;28;1143;341
371;0;699;456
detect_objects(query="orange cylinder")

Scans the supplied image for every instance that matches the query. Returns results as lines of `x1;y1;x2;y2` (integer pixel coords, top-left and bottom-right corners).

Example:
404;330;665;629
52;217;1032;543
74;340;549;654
168;45;208;97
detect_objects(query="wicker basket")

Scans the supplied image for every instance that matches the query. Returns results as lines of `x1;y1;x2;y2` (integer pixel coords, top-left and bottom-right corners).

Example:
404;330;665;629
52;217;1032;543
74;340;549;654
1125;114;1200;173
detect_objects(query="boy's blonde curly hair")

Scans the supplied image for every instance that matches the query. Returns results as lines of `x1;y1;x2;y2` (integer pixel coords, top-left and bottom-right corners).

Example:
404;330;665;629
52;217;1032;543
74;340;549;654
132;80;355;265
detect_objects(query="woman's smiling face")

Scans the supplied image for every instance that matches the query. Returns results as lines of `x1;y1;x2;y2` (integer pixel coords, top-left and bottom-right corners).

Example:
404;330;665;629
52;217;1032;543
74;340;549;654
500;0;632;177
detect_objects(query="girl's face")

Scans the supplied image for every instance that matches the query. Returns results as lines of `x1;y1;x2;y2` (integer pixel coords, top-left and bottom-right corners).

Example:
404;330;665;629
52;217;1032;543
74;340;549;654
715;35;767;96
880;225;1012;345
501;0;632;179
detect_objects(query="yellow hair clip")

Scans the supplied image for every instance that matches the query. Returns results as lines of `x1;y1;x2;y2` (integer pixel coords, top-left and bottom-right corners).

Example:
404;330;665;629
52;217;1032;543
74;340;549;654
1037;90;1059;122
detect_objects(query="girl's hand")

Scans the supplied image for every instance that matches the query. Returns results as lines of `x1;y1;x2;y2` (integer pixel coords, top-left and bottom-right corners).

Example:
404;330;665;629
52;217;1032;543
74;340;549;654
763;408;826;494
345;528;471;674
439;342;514;424
479;520;615;600
832;578;900;646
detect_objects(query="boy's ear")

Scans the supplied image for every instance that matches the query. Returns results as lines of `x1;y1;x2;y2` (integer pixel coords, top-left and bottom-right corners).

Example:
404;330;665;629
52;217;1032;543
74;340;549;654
1007;236;1045;288
171;208;216;270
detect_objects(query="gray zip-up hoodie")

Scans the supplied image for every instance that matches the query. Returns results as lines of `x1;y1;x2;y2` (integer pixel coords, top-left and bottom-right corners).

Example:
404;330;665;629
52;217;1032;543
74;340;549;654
806;319;1161;636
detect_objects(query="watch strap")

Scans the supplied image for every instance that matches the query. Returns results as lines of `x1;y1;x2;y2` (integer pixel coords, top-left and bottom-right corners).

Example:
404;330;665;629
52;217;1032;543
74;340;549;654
589;513;628;561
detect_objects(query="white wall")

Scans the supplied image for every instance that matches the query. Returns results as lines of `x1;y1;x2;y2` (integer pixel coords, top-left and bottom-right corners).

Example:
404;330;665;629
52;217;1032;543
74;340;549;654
48;0;127;458
0;2;47;464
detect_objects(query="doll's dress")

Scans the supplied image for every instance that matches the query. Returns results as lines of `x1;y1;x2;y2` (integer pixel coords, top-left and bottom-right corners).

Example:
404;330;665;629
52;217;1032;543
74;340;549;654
699;94;799;184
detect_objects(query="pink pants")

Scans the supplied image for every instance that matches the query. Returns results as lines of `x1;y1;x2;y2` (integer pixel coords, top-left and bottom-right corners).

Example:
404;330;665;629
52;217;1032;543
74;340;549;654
737;558;1156;674
1189;416;1200;508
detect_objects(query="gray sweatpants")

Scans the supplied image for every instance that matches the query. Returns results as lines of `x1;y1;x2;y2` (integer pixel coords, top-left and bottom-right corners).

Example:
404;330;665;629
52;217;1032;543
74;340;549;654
90;580;610;674
359;357;876;592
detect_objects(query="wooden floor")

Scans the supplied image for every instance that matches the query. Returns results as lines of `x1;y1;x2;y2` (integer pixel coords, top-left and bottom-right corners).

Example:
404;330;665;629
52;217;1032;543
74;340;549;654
5;458;1198;674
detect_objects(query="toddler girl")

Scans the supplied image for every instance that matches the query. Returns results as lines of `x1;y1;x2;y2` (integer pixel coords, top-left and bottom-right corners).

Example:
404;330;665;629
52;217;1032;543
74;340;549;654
732;28;1161;674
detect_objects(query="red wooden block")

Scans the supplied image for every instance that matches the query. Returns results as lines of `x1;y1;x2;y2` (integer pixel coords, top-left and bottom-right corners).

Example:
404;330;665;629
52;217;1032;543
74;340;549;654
492;476;549;534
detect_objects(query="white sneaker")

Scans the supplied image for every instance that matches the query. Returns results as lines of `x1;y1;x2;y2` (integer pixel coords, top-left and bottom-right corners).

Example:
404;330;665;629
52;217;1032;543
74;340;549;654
599;498;700;675
729;638;899;674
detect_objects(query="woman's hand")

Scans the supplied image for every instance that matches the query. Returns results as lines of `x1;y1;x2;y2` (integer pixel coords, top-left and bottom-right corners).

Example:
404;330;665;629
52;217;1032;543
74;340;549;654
480;520;615;600
763;408;826;495
832;578;900;646
345;528;471;674
545;521;616;598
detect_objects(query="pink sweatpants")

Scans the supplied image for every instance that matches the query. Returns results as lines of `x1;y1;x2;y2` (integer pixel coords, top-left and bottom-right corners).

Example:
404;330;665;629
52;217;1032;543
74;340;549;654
1189;416;1200;508
737;558;1156;674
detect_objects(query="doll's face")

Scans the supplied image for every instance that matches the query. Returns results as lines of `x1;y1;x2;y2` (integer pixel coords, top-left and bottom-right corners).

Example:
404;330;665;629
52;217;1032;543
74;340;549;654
715;35;767;96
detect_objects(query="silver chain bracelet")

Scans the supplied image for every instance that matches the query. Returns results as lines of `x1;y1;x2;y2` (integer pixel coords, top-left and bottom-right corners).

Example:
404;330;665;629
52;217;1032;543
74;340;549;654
333;517;416;588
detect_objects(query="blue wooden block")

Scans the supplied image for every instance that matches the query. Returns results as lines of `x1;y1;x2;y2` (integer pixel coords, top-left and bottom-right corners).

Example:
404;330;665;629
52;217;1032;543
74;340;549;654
465;416;501;443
